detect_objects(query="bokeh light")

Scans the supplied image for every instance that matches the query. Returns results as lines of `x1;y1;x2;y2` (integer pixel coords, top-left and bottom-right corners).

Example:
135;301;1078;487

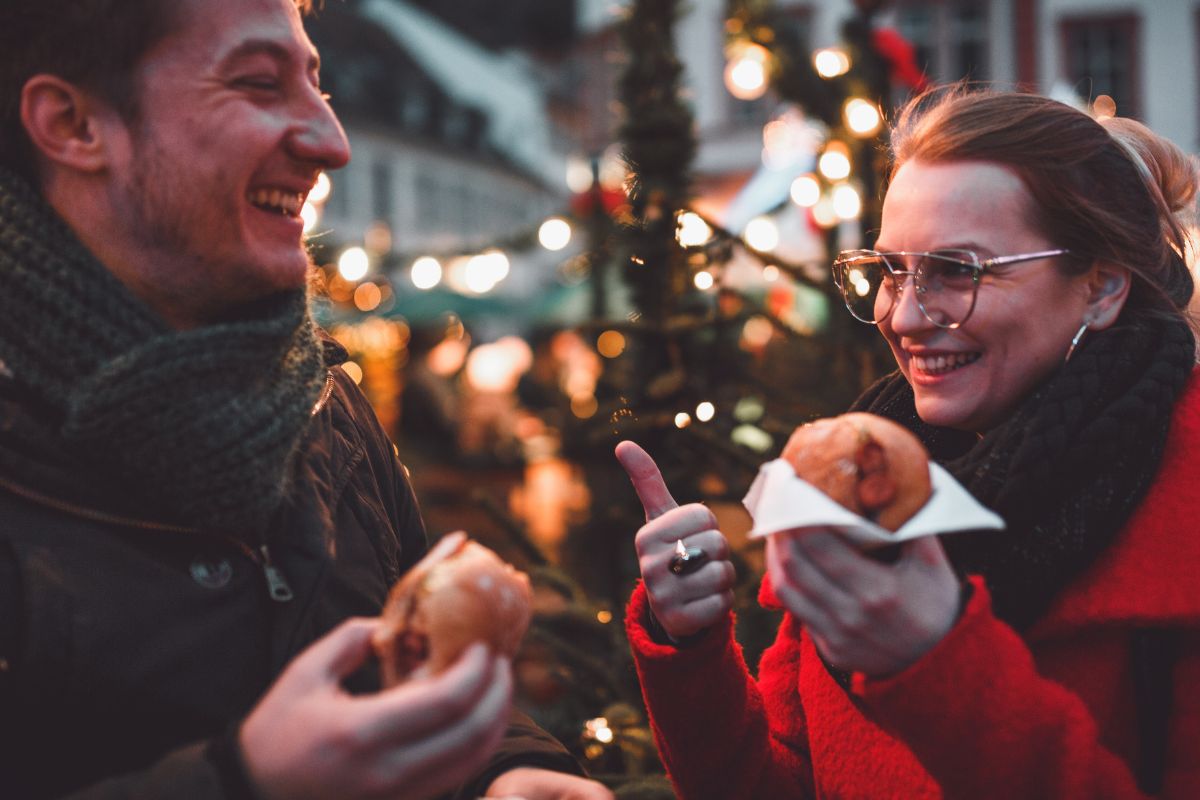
813;47;851;78
538;217;572;251
724;43;770;100
411;256;442;290
844;98;882;137
676;211;713;247
790;174;821;207
596;330;627;358
338;247;369;282
744;216;780;252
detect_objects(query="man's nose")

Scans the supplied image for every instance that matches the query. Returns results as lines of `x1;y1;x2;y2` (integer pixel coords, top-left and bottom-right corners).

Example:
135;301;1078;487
289;91;351;170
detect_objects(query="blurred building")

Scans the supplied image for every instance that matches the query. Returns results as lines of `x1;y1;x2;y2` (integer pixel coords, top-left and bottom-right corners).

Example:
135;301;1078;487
571;0;1197;229
306;0;570;259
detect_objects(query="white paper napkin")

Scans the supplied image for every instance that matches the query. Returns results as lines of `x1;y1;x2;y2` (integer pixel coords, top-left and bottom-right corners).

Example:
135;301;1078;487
743;458;1005;548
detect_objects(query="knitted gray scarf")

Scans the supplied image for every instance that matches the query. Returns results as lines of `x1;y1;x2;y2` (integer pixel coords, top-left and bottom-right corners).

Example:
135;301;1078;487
0;168;328;537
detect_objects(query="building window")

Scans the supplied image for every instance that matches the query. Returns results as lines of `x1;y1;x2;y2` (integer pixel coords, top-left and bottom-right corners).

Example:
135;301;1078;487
895;0;989;83
372;161;393;222
1061;15;1140;118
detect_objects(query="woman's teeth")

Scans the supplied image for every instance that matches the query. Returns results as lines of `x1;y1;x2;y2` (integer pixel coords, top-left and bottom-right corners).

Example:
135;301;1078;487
911;352;980;375
247;188;303;217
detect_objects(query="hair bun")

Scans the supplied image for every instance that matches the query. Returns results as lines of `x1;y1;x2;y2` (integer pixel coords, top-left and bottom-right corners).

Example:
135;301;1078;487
1101;117;1200;215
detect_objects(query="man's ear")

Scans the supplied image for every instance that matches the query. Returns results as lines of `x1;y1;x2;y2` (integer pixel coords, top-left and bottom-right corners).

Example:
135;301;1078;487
1084;261;1132;330
19;74;118;173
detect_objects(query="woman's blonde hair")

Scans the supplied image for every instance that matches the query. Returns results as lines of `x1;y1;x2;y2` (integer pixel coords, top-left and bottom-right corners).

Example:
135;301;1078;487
890;86;1197;319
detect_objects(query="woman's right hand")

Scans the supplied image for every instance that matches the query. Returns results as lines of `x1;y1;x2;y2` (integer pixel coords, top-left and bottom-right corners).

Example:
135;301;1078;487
615;441;736;641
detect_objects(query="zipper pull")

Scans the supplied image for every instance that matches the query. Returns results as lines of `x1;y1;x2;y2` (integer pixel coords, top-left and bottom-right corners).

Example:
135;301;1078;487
259;544;295;602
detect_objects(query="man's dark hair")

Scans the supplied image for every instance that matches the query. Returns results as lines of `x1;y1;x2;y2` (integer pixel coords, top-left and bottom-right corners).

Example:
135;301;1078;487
0;0;315;182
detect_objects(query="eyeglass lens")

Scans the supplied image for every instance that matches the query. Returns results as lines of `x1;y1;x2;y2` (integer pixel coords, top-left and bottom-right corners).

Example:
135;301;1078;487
836;253;978;328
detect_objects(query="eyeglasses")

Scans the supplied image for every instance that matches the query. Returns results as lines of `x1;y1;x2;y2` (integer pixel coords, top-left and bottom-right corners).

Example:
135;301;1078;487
832;248;1073;329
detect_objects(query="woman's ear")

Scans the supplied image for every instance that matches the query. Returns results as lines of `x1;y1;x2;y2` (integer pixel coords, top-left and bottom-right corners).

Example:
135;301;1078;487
1083;262;1131;330
19;74;116;174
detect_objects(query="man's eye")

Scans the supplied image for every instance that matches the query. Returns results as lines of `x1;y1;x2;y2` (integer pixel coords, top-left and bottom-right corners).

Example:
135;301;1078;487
236;76;280;91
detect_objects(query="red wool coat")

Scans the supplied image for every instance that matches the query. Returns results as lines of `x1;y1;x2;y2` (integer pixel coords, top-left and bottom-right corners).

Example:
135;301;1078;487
627;374;1200;799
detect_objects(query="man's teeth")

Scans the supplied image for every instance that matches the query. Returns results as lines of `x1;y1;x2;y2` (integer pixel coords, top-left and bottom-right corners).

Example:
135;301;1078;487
247;188;303;216
911;352;980;374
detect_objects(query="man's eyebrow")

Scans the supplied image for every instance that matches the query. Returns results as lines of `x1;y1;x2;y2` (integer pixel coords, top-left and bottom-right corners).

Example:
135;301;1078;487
220;38;321;73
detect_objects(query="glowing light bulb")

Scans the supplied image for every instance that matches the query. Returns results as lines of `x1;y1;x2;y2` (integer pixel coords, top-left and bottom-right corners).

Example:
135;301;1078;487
308;172;332;204
744;216;780;252
762;265;780;282
1093;94;1117;120
724;43;770;101
338;247;369;282
818;147;852;181
538;217;572;251
696;401;715;422
676;212;713;247
811;197;839;229
844;98;882;137
674;412;692;429
813;47;851;79
790;174;821;207
596;330;626;358
694;270;715;290
411;256;442;290
833;183;862;220
300;202;319;233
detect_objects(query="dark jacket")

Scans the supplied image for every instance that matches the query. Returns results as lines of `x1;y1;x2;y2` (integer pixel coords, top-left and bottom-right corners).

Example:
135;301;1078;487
0;339;578;798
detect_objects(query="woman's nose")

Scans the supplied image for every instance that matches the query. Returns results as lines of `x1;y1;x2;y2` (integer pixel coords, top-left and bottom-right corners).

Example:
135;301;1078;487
887;274;932;333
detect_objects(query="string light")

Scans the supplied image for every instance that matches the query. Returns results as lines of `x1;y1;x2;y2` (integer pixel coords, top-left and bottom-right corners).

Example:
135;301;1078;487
566;157;595;193
338;247;369;282
538;217;572;251
696;401;715;422
308;172;332;204
676;211;713;247
596;330;626;358
844;98;882;137
813;47;851;78
811;197;839;228
818;143;852;181
1093;94;1117;120
832;183;863;220
300;202;319;234
410;256;442;290
694;270;715;290
790;174;821;207
353;282;382;312
724;42;770;100
674;412;692;429
744;216;780;252
464;252;508;294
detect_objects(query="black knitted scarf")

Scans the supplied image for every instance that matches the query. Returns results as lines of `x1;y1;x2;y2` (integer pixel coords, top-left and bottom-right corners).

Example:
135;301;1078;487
0;169;327;537
851;313;1195;629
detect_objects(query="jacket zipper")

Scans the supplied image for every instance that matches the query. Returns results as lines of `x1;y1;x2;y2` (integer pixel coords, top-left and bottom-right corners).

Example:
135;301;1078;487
312;370;335;416
0;473;295;603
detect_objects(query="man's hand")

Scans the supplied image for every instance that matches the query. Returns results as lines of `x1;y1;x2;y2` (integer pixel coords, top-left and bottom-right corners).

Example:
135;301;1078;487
240;618;512;800
615;441;736;641
766;529;961;677
486;767;615;799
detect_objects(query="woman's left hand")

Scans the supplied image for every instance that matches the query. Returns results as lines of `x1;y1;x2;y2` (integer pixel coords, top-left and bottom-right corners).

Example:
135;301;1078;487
766;530;962;678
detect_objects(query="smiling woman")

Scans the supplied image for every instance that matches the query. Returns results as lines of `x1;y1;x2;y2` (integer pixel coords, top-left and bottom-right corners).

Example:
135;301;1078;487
620;85;1200;800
